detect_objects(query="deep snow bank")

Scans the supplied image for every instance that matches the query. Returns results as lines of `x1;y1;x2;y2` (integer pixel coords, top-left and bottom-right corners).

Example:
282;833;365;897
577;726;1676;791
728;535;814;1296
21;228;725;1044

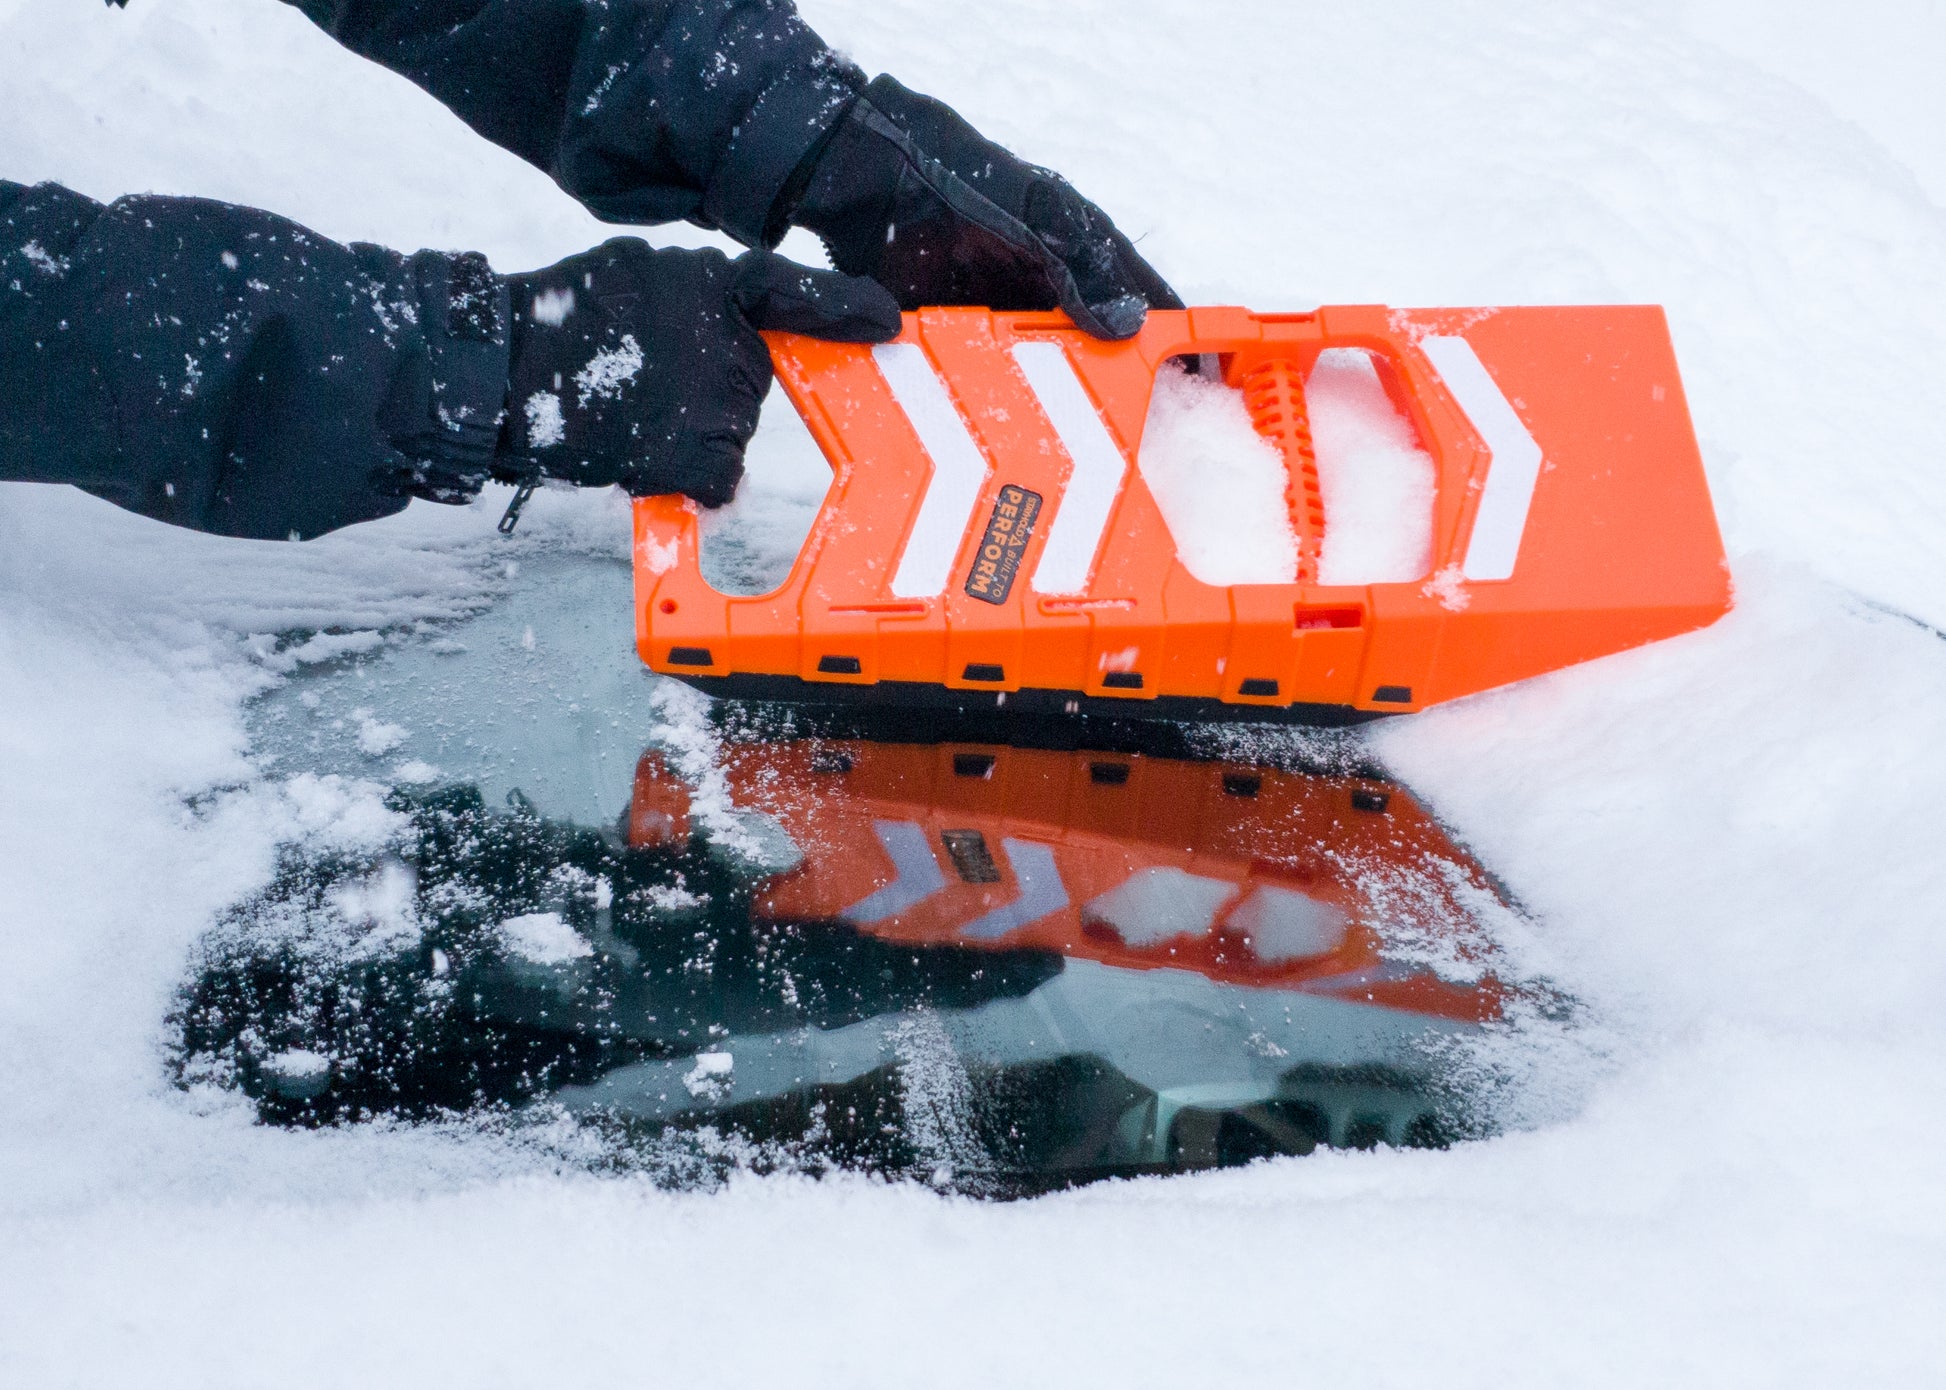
4;0;1946;1385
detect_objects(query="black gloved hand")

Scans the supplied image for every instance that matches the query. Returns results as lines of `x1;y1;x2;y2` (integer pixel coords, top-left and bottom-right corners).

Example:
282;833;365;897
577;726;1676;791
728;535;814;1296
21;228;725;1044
499;239;901;506
785;75;1182;341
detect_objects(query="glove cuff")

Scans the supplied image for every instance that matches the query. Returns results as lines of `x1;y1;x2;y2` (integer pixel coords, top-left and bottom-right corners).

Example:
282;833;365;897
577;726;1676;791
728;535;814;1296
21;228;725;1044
398;249;510;478
704;56;864;250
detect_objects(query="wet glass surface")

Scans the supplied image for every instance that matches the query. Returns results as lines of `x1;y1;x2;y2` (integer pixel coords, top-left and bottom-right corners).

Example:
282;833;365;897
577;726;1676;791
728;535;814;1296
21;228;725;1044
191;554;1522;1196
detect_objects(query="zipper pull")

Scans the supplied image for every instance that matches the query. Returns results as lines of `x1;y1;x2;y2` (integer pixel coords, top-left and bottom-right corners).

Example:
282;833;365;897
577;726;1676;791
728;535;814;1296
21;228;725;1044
497;473;539;535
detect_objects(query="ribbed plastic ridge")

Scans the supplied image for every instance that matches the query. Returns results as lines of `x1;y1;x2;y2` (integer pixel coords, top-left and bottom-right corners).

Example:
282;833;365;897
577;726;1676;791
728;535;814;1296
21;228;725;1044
1238;357;1325;585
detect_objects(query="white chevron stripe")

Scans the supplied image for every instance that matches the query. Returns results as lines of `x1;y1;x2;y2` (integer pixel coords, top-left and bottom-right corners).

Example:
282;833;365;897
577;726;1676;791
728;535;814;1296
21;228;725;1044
1011;342;1130;594
959;840;1071;940
844;820;947;923
875;344;991;599
1419;335;1545;582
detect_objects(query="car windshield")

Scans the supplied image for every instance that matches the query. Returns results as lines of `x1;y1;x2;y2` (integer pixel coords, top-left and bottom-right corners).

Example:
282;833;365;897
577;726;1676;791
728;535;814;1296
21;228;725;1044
197;552;1526;1196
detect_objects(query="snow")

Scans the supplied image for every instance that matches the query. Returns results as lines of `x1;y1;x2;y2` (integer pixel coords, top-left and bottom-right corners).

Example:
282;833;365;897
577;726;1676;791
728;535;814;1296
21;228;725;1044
260;1048;329;1081
573;333;644;406
1309;348;1436;585
496;912;594;966
325;860;422;957
682;1050;735;1099
635;882;705;914
1137;366;1299;585
1422;564;1472;613
523;389;566;449
19;238;65;275
5;0;1946;1385
351;710;407;757
1135;348;1438;588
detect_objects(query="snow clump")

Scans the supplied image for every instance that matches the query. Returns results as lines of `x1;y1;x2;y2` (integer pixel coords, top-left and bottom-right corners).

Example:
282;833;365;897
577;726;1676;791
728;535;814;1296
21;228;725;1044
524;390;566;449
574;334;643;406
496;911;594;965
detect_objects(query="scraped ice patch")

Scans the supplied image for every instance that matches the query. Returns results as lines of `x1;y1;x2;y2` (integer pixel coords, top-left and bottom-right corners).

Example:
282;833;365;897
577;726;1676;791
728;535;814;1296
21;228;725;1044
523;390;565;449
1307;349;1435;585
890;1013;983;1186
718;809;804;877
574;333;643;406
1137;368;1299;585
644;681;796;872
496;911;592;965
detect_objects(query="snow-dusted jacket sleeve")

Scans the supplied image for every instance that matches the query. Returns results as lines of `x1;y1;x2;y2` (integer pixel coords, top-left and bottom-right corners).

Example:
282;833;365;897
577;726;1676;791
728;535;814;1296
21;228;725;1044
278;0;861;247
0;179;510;540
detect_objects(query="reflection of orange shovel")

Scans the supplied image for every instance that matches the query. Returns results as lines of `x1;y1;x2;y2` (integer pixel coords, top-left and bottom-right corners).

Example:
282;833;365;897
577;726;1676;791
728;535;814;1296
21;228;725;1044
633;305;1730;723
629;740;1505;1023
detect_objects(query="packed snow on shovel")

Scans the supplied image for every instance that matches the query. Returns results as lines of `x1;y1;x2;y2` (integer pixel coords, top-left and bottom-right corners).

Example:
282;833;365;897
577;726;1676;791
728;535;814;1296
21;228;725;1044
1137;350;1435;587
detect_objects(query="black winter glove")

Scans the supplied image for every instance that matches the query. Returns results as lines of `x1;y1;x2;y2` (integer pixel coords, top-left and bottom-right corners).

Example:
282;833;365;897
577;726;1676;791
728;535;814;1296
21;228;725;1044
787;75;1182;341
499;240;901;506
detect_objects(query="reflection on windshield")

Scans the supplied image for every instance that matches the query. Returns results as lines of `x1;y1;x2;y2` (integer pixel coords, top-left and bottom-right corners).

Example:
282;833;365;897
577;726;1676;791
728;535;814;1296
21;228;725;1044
176;734;1514;1196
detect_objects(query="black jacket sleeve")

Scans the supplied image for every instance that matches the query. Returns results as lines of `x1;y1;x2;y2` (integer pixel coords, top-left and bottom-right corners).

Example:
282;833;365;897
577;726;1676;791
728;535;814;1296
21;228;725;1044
277;0;861;248
0;179;509;540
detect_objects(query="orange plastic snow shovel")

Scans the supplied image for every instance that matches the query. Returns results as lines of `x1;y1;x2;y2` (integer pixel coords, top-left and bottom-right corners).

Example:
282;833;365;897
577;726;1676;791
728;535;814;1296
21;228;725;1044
632;305;1729;723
